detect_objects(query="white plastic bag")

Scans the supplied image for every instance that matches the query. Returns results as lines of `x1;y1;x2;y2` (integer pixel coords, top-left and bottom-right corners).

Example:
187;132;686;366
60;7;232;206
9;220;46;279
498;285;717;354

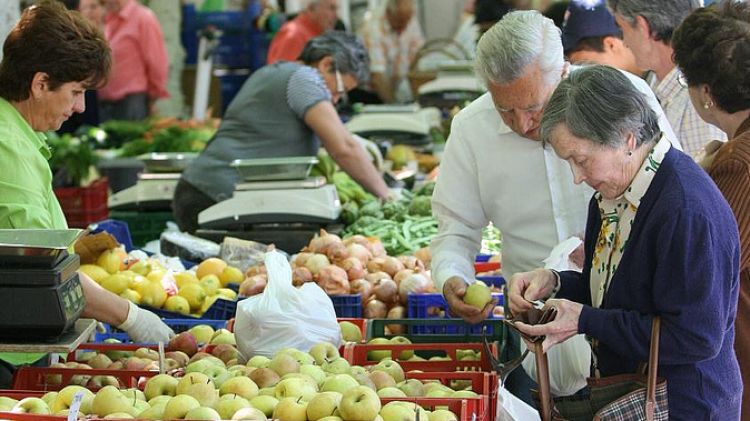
234;250;341;359
496;380;541;421
521;236;591;397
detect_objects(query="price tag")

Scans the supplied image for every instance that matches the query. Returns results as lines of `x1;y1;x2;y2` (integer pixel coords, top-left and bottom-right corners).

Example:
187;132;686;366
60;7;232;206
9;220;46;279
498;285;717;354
50;354;60;365
67;391;84;421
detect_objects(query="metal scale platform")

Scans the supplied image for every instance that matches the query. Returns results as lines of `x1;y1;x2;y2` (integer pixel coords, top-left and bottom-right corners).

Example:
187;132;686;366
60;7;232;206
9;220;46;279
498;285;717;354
345;104;442;151
0;229;86;341
417;61;484;110
109;153;197;211
195;157;343;252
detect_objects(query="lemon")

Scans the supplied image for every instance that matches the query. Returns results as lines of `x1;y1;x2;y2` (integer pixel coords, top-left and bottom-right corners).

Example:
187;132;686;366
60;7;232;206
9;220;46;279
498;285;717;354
199;275;221;296
101;274;130;295
135;281;167;308
178;283;207;312
217;288;237;301
218;266;243;287
174;272;199;289
163;296;190;316
146;270;165;283
196;258;227;280
96;249;125;274
79;264;109;284
119;289;142;305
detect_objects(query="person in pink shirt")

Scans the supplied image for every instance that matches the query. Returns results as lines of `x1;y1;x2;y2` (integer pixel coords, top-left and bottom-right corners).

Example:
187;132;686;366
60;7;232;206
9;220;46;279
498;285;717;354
98;0;168;121
267;0;339;64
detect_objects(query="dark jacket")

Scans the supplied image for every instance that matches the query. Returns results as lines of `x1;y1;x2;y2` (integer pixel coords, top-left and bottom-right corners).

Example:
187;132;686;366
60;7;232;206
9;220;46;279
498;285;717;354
559;147;742;420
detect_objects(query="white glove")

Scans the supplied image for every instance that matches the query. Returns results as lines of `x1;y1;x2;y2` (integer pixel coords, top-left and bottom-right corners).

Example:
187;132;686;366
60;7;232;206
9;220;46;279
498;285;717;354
117;301;174;343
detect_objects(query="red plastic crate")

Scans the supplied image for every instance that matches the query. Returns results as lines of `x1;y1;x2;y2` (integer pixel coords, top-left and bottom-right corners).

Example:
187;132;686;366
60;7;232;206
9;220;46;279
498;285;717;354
11;366;158;391
474;261;501;273
343;342;498;372
54;177;109;228
405;371;498;421
380;397;477;421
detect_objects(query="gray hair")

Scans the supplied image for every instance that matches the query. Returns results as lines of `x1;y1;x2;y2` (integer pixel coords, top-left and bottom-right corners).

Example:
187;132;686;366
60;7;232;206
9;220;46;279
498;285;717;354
606;0;702;43
539;65;659;149
298;31;370;84
475;10;564;86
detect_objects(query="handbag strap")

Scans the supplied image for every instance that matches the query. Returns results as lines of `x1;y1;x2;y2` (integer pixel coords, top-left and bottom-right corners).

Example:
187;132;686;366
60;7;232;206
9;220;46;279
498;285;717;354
645;317;661;421
534;341;555;421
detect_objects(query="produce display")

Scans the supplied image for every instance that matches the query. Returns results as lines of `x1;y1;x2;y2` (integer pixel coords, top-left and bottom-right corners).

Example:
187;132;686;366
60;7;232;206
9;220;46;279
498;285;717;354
100;117;218;156
79;250;242;317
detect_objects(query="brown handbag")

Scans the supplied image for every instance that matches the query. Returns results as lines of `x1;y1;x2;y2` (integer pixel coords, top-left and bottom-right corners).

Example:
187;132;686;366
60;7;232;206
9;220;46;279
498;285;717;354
531;317;668;421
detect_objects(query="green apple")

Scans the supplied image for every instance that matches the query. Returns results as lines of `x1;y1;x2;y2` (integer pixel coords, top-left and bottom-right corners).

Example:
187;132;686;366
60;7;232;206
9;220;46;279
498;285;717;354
318;417;343;421
352;372;377;390
189;324;216;344
247;355;270;368
121;388;146;402
368;370;396;390
11;397;50;415
137;402;165;420
452;390;478;398
259;387;276;397
350;365;367;376
389;336;414;360
134;347;160;361
249;368;281;388
144;374;179;401
214;395;251;419
431;409;459;421
185;406;222;420
103;412;134;419
372;358;405;383
229;365;255;376
147;395;171;407
309;342;340;365
38;393;54;409
250;395;279;417
231;407;267;420
103;338;132;360
322;357;350;375
91;385;136;417
274;377;317;402
339;321;362;342
397;379;425;397
210;328;236;345
463;282;492;309
380;401;429;421
268;353;300;377
290;350;315;365
176;372;218;407
273;397;308;421
306;391;342;421
300;364;326;387
163;394;200;420
377;387;407;398
51;385;94;413
176;372;212;395
338;386;381;421
366;338;392;362
219;376;259;400
132;399;149;415
321;374;359;394
201;364;229;384
88;353;113;369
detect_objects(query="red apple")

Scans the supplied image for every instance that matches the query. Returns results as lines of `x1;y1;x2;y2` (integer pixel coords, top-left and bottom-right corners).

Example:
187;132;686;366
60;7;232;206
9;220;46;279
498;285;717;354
168;332;199;357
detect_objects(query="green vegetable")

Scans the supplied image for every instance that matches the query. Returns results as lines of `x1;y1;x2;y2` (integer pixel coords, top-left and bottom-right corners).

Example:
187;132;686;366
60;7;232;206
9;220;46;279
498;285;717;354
340;201;359;225
407;196;432;217
416;181;436;197
47;132;98;187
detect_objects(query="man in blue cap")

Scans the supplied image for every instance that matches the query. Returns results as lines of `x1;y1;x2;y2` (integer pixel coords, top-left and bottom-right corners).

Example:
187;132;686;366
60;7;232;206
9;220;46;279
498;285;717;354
561;0;642;77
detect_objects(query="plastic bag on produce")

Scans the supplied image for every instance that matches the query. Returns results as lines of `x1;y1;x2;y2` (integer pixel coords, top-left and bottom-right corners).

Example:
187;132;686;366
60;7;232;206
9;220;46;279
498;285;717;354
234;250;341;359
497;381;541;421
522;236;590;397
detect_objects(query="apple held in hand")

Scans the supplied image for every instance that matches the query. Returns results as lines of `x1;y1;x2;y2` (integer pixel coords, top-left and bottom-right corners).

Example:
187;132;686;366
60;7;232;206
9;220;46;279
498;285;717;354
463;281;492;310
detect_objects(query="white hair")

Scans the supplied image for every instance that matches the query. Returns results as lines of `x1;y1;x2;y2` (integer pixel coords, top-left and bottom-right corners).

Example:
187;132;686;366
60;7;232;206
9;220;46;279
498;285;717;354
475;10;565;87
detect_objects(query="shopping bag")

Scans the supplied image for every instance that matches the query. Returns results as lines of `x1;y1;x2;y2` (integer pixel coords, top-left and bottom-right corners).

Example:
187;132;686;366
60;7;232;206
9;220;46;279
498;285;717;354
234;250;341;359
497;380;542;421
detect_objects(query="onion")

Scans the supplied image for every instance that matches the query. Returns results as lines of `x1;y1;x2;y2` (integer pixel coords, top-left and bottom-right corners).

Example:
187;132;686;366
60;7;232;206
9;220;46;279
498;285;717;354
393;269;414;286
346;243;372;266
382;256;405;278
386;306;406;335
325;242;349;263
245;265;266;277
304;254;330;275
398;272;432;304
343;235;369;248
239;274;267;297
365;271;391;284
363;299;388;318
292;267;313;287
292;252;314;268
366;237;387;258
398;255;425;272
373;278;399;304
338;257;366;280
366;257;387;273
413;247;431;269
350;279;372;301
307;229;343;254
316;265;350;295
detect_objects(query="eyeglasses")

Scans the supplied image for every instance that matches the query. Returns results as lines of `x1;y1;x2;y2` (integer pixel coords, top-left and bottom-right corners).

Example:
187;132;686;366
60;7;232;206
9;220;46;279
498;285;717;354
677;72;688;88
335;69;348;104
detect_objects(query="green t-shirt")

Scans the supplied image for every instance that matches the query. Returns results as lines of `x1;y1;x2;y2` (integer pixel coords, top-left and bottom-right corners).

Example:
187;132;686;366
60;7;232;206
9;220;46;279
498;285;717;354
0;97;67;365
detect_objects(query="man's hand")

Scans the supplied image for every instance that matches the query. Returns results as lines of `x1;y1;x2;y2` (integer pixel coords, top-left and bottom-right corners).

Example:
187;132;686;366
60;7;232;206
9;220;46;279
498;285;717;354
118;301;174;343
443;277;497;324
514;298;583;352
507;268;558;317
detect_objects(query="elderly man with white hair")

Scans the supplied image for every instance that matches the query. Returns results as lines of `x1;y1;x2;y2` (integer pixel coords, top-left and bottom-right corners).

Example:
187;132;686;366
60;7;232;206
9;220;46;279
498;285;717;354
267;0;339;64
430;10;680;402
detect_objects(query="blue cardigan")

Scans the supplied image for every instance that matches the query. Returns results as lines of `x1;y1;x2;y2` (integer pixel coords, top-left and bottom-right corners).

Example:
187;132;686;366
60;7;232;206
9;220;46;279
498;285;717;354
558;148;742;420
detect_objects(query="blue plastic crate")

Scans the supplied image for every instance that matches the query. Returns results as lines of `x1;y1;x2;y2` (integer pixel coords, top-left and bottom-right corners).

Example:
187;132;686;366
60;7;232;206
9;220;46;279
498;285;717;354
94;319;227;343
406;292;504;335
476;275;505;288
144;297;237;320
90;219;134;251
330;294;362;318
475;254;493;262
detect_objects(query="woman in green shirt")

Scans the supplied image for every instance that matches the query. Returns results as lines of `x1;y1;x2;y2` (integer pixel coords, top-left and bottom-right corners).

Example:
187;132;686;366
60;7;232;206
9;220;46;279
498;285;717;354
0;1;172;377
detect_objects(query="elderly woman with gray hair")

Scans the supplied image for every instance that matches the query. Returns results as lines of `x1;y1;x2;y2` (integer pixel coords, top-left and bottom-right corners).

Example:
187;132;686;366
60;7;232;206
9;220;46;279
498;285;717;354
174;31;390;233
507;65;742;419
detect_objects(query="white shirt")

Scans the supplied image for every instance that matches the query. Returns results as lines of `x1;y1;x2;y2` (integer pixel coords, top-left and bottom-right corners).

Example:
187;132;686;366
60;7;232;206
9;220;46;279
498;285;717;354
431;69;681;291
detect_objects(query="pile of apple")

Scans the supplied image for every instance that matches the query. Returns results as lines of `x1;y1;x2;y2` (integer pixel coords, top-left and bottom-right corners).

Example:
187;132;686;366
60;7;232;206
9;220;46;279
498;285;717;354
12;337;476;420
80;249;243;317
365;337;482;364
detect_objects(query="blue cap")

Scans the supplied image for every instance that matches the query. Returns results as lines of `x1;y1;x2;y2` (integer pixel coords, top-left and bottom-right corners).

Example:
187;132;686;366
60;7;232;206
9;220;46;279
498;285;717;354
562;0;622;52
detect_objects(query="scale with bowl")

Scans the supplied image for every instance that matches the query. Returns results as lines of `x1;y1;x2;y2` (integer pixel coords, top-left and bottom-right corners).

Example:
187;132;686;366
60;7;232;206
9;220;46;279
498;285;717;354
195;156;342;252
108;152;198;211
0;229;87;341
345;104;441;151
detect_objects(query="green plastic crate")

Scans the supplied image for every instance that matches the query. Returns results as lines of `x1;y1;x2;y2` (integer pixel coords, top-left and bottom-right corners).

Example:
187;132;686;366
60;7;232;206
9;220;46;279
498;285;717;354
368;318;506;344
109;210;174;247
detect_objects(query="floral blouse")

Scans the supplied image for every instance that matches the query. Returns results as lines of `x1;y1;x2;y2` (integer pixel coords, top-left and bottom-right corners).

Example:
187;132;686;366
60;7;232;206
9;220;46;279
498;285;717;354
590;134;671;308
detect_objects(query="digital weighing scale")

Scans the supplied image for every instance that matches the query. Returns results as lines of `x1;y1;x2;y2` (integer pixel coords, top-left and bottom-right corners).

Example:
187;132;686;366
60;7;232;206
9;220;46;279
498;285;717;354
0;229;86;341
109;152;197;211
195;157;343;253
417;61;484;110
345;104;442;150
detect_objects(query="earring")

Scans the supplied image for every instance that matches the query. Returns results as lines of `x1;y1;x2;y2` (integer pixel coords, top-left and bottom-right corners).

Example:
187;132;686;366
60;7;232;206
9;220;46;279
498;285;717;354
703;101;714;110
